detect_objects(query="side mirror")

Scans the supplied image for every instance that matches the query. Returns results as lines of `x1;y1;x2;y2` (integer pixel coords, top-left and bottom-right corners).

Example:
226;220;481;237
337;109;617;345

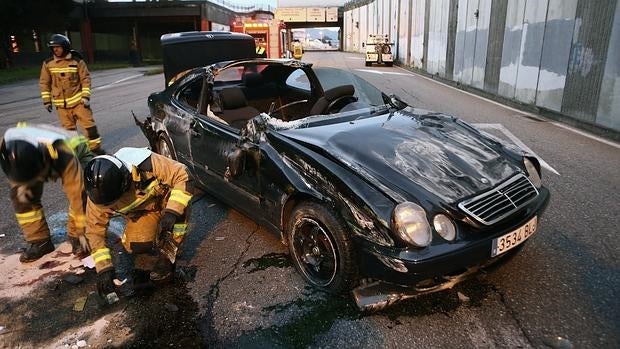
225;148;245;180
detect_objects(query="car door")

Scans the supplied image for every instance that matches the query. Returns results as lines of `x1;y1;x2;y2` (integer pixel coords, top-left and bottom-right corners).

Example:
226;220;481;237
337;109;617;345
184;69;260;216
164;76;204;164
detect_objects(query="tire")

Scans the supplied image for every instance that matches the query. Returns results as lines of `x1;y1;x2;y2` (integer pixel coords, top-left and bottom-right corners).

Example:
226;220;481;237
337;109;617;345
385;62;393;67
365;61;372;67
287;201;358;294
157;134;177;160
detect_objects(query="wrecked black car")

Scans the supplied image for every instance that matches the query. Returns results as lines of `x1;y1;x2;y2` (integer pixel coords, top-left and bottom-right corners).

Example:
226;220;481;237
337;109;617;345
137;32;550;311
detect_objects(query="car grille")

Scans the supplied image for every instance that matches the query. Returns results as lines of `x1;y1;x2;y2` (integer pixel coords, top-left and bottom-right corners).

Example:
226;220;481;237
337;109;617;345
458;174;539;225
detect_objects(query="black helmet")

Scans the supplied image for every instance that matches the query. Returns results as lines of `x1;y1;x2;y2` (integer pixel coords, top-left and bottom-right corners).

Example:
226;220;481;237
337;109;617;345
48;34;71;52
0;139;49;184
84;155;131;205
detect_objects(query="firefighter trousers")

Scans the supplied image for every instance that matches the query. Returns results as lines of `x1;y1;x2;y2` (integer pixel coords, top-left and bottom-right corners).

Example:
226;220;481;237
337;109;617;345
10;181;84;243
121;209;189;269
56;103;102;152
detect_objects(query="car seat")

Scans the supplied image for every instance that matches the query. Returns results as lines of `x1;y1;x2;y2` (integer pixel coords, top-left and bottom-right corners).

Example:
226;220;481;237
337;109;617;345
309;85;357;116
218;87;261;128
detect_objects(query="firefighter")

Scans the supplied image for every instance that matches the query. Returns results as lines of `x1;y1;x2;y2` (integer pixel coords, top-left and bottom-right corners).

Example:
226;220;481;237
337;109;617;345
0;123;93;263
292;39;303;60
39;34;105;154
83;147;193;298
255;38;267;58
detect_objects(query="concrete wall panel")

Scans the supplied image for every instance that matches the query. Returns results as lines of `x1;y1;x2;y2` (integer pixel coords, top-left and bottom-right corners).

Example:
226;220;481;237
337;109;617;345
514;0;549;103
484;0;508;93
411;0;426;68
391;0;400;51
461;0;479;85
471;0;492;88
563;0;617;122
453;0;469;81
536;0;578;111
353;7;361;52
427;0;450;76
360;5;368;52
596;0;620;131
398;0;412;63
498;0;527;98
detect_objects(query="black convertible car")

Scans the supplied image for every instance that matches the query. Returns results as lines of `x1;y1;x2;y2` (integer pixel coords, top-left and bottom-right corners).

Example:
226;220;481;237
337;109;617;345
137;32;550;311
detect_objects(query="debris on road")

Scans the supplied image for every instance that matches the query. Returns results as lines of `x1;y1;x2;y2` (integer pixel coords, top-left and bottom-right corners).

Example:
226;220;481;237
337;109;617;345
164;303;179;312
457;291;470;303
543;336;574;349
63;274;84;285
215;236;225;241
73;296;88;312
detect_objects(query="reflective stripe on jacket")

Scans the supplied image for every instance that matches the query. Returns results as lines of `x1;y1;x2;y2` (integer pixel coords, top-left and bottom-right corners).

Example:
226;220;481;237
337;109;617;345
86;150;193;272
39;53;91;108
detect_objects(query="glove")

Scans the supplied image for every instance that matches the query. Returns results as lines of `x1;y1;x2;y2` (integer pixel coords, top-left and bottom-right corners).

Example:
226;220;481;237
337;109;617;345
44;103;53;113
97;269;116;298
159;211;179;237
82;98;90;107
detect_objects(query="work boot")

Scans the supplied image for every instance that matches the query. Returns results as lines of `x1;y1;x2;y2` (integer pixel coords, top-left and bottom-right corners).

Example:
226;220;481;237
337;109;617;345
20;239;55;263
149;256;174;282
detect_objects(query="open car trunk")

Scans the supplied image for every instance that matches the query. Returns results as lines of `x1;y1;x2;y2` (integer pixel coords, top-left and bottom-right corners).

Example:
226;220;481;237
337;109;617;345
161;31;256;86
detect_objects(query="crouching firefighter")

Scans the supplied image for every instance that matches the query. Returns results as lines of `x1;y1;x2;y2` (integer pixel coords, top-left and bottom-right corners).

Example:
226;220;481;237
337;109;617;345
0;123;93;262
83;147;193;299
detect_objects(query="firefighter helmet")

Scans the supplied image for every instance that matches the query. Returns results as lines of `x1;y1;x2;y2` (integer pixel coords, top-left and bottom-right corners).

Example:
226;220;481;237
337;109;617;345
84;155;131;205
47;34;71;52
0;139;49;184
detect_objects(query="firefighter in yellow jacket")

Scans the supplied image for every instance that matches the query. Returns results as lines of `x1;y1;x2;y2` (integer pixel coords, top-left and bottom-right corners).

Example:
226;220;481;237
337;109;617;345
0;123;93;262
39;34;104;154
83;147;193;297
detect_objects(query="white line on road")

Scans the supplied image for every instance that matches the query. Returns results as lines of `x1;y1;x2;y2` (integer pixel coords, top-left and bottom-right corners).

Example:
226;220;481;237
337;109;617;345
391;65;620;150
347;56;365;60
474;123;560;176
94;74;143;91
355;68;411;76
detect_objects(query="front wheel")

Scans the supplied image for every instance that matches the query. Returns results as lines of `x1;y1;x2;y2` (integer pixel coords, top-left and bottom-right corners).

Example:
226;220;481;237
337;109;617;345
287;202;358;293
157;134;176;160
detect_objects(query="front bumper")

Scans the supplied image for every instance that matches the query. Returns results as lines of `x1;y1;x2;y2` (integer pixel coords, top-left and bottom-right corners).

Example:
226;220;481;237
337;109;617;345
352;187;550;310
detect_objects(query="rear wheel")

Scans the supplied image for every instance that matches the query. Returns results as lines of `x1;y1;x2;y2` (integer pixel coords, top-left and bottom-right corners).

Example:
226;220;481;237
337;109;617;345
157;134;176;160
287;202;358;293
365;61;372;67
385;62;393;67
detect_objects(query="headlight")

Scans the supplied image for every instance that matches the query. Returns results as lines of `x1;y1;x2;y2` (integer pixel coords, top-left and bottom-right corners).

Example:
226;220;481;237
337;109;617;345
391;202;432;247
523;157;542;188
433;214;456;241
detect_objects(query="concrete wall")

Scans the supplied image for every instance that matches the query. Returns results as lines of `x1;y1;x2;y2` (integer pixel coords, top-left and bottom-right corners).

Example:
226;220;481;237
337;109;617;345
343;0;620;132
597;0;620;130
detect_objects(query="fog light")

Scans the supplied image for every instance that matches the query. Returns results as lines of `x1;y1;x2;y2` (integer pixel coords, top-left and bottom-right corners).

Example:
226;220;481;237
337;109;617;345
433;214;456;241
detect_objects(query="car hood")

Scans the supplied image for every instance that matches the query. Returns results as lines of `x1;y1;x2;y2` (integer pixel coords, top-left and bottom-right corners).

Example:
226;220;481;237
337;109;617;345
279;108;521;203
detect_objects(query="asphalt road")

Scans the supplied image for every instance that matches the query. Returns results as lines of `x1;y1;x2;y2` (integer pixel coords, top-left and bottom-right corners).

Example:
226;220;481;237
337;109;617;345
0;52;618;348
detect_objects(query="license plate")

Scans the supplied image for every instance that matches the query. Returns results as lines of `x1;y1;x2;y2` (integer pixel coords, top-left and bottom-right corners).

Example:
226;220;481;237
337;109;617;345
491;216;537;257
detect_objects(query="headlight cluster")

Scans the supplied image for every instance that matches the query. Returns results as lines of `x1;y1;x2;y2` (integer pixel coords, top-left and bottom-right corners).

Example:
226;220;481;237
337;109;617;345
392;202;457;247
392;202;432;247
523;157;542;188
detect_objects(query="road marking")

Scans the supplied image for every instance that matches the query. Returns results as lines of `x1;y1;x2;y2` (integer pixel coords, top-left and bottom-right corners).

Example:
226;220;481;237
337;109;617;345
347;56;365;60
355;68;411;76
94;74;143;91
390;65;620;150
474;123;560;176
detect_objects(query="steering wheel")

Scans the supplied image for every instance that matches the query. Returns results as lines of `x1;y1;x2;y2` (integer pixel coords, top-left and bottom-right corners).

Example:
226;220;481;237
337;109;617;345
326;95;358;114
268;99;309;119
